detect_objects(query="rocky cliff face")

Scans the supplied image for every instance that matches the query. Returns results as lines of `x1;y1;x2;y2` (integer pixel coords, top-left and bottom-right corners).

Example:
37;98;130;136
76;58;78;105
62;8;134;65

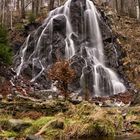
13;0;126;97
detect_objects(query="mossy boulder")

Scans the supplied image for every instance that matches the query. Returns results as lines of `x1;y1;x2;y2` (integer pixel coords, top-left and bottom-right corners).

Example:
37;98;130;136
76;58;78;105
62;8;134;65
0;118;32;132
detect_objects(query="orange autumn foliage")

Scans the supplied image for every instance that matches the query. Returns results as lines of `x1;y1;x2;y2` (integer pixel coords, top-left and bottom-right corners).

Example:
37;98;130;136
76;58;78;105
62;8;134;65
48;60;75;99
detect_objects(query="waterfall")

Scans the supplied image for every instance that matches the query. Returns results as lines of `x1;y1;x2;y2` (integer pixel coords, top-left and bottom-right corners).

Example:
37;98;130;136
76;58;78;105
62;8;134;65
14;0;126;96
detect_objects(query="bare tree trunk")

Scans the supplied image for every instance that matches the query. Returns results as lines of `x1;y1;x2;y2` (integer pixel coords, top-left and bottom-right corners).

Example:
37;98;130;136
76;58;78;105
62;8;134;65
115;0;119;13
32;0;40;16
58;0;61;6
16;0;20;11
21;0;25;18
40;0;43;8
49;0;55;11
137;0;140;20
36;0;39;16
10;8;13;29
32;0;35;14
2;0;5;25
120;0;124;14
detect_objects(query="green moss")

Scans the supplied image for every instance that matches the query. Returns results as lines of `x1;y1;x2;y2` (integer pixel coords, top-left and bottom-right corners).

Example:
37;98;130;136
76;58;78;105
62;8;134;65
77;101;96;117
0;131;17;138
0;115;12;130
24;116;54;135
129;107;140;115
44;129;64;139
0;44;13;64
79;120;115;138
27;12;36;23
0;101;140;139
15;23;24;31
114;115;123;131
0;25;13;65
94;121;115;136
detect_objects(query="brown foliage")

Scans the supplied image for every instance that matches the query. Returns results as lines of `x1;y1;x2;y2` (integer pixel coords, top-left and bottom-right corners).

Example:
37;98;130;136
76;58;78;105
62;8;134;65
0;81;12;97
48;60;75;99
17;111;43;120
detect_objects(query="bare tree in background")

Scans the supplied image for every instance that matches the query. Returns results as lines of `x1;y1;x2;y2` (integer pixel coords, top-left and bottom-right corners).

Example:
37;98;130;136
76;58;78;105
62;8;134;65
21;0;25;18
49;0;55;11
137;0;140;20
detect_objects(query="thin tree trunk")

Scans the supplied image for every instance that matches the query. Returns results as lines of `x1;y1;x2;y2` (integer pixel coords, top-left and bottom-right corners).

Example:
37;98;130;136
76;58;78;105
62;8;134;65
10;9;13;29
2;0;5;25
21;0;25;18
137;0;140;20
16;0;20;11
32;0;35;14
36;0;39;16
114;0;118;13
58;0;61;6
120;0;124;14
49;0;55;11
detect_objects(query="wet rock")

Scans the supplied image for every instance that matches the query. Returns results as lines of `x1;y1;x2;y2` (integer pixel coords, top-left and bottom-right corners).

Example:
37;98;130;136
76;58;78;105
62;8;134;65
70;0;86;35
26;135;44;140
7;138;15;140
69;95;83;105
58;95;65;100
53;15;66;34
9;119;31;132
104;42;119;69
70;55;86;91
24;23;41;33
7;94;14;102
0;76;5;85
28;90;58;100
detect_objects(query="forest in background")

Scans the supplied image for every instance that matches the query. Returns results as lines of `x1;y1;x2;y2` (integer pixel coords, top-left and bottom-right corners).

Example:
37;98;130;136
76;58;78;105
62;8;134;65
0;0;140;29
0;0;66;29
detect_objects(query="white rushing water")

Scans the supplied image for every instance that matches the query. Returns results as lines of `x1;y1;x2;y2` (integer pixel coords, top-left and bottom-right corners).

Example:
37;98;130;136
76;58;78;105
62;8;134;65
15;0;126;96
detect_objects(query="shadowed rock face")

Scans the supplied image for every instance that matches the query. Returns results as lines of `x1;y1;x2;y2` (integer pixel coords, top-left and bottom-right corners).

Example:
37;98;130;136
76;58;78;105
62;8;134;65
13;0;126;96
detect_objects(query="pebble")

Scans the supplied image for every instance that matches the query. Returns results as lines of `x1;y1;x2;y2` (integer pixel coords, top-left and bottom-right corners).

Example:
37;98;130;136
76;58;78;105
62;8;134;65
58;95;65;100
7;94;14;102
48;95;53;100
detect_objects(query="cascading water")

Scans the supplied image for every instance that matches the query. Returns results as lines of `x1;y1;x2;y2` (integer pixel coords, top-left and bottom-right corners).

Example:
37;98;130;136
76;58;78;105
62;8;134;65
14;0;126;96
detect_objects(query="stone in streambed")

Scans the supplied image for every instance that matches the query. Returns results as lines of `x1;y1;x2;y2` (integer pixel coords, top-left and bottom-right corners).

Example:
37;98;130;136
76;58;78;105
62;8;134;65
0;76;5;85
26;135;44;140
9;119;31;132
7;94;14;102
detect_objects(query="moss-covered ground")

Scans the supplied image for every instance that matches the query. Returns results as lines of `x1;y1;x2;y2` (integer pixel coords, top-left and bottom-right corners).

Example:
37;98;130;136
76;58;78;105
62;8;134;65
0;100;140;139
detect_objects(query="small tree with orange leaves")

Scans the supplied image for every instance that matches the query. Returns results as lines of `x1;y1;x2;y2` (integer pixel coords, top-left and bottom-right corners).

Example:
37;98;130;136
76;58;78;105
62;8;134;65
48;60;75;99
